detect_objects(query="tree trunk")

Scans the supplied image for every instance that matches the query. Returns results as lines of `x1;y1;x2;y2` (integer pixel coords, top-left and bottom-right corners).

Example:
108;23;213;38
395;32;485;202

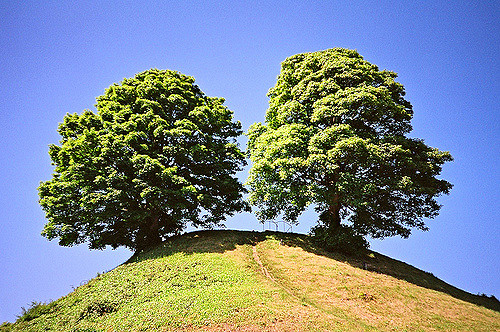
148;213;162;245
136;213;162;252
328;193;342;231
320;169;342;233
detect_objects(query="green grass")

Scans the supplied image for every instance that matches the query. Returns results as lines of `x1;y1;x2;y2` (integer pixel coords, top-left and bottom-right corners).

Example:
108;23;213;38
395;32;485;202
5;231;281;331
2;230;499;331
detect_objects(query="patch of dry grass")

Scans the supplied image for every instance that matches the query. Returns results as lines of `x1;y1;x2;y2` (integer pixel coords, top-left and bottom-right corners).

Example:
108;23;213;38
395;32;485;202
257;237;500;331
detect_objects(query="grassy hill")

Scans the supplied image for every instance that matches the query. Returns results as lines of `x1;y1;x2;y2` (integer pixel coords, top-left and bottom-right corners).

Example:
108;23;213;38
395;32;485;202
2;230;499;331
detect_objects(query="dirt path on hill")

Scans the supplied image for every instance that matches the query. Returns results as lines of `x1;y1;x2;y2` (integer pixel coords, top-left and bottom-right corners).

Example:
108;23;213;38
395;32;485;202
252;245;276;282
252;245;297;299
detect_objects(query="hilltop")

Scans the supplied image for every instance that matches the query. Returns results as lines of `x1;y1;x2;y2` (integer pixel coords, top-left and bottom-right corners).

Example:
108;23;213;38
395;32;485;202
2;230;499;331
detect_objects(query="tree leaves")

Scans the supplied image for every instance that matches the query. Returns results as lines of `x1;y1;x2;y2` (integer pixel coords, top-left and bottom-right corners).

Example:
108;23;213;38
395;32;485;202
247;48;453;240
39;69;249;251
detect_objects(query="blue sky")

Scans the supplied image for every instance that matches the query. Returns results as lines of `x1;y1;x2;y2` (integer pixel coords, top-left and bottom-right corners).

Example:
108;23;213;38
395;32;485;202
1;0;498;323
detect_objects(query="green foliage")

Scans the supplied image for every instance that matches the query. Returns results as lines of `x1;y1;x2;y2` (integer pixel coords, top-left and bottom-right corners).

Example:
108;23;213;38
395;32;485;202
0;322;13;332
78;300;118;320
247;48;453;240
16;301;57;322
310;223;368;256
39;69;249;251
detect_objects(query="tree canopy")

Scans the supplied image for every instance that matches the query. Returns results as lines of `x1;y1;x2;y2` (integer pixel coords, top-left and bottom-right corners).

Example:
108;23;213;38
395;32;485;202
247;48;453;243
39;69;249;251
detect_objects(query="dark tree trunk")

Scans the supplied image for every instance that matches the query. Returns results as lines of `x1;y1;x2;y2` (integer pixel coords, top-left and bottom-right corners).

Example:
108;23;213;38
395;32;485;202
135;213;162;252
322;169;342;230
148;213;162;244
326;192;342;232
329;194;342;229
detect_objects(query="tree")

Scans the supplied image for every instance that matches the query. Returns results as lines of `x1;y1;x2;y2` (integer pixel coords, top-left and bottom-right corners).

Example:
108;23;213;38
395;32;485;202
247;48;452;247
39;69;249;251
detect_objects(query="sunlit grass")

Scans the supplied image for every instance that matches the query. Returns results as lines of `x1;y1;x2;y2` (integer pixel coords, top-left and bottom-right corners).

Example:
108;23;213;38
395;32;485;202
3;230;499;331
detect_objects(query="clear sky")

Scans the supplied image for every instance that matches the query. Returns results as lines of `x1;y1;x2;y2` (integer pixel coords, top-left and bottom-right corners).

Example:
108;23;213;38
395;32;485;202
1;0;498;323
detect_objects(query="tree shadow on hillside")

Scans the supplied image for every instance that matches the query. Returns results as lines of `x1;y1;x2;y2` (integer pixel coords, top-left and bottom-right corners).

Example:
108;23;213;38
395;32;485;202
126;229;500;312
125;229;263;263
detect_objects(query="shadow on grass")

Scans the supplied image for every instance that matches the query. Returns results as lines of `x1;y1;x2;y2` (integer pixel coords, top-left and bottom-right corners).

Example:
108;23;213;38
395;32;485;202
127;229;500;313
125;229;264;263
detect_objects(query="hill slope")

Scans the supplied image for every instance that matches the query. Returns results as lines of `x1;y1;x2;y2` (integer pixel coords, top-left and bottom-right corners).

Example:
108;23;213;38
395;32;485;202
2;230;499;331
